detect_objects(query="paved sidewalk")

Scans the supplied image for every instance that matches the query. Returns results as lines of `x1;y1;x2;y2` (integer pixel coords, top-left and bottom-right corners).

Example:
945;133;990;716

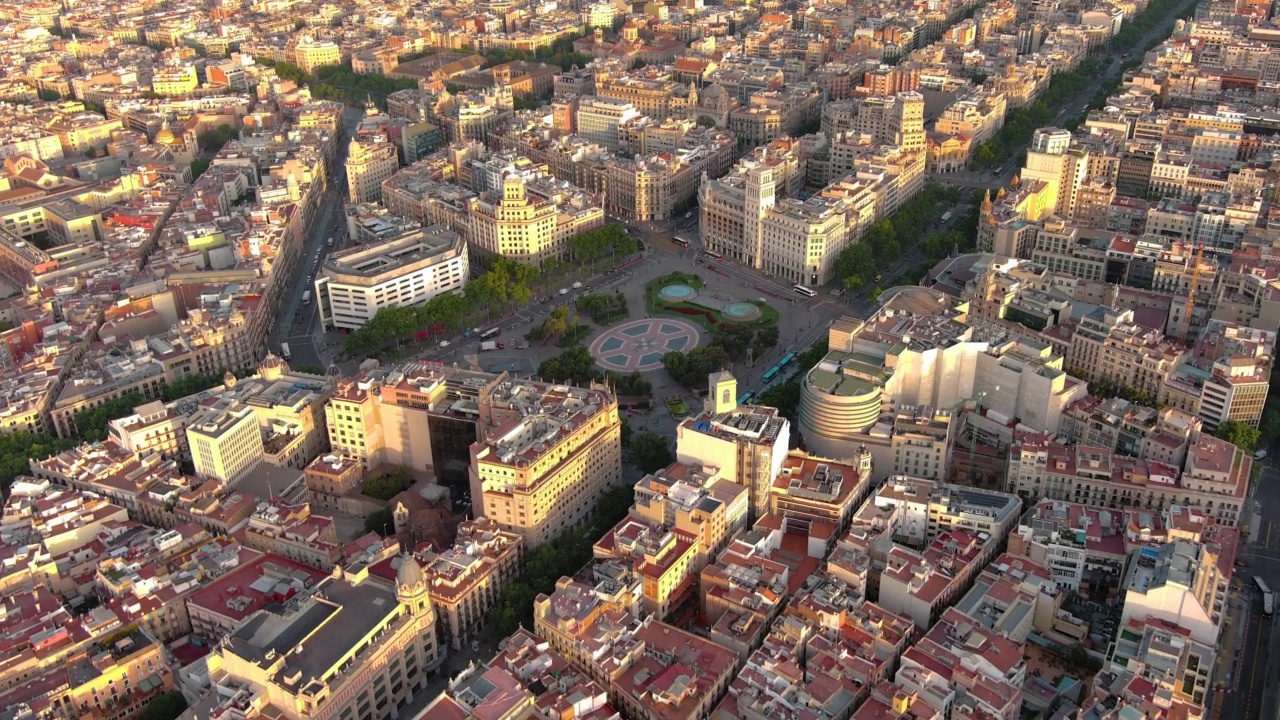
1210;582;1249;720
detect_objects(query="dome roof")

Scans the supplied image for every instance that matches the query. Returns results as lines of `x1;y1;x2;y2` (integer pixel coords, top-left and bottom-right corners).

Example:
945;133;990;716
156;128;177;144
396;553;425;591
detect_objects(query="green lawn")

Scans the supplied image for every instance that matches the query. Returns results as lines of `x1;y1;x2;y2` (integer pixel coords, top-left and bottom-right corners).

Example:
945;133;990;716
645;273;779;331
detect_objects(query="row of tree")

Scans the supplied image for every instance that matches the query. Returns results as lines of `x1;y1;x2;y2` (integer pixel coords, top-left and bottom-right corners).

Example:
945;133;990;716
469;34;595;73
260;60;419;109
343;227;638;358
1111;0;1193;51
528;306;583;346
658;321;783;388
486;482;634;638
342;257;535;357
755;342;830;425
970;57;1107;169
1071;371;1160;409
566;223;639;271
832;184;963;289
575;292;629;324
73;373;227;441
535;345;652;398
0;432;76;496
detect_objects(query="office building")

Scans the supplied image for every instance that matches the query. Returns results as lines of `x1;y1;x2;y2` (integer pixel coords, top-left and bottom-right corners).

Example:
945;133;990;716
467;174;604;265
574;97;644;151
187;400;264;487
315;225;468;331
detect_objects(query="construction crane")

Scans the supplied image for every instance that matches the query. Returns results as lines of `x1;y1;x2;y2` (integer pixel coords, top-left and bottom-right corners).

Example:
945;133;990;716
1180;240;1205;345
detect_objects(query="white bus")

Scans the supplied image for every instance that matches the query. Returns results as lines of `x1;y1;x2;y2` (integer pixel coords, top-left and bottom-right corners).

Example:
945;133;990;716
792;284;816;298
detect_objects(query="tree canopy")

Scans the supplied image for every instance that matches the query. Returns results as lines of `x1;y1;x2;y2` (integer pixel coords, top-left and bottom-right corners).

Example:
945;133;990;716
661;346;731;388
363;466;413;501
0;432;76;496
631;432;673;474
73;373;224;441
968;57;1107;170
486;480;634;639
262;60;419;109
136;691;188;720
1213;420;1260;454
832;184;961;288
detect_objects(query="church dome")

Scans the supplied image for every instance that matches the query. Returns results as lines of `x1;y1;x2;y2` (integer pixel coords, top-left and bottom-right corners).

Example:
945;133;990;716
259;352;286;380
156;128;177;145
396;553;425;592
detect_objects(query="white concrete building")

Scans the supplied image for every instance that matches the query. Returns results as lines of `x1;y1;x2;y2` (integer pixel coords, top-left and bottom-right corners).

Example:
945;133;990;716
1119;540;1226;646
187;400;264;486
315;225;468;331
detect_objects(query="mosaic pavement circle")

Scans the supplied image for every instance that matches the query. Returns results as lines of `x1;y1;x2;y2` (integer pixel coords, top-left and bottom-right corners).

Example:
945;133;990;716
589;318;701;373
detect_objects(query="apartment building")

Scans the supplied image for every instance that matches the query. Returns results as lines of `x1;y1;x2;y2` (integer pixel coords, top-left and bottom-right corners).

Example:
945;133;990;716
1005;431;1249;526
820;92;926;151
895;607;1026;720
0;625;174;720
315;225;469;331
769;449;873;538
303;453;365;514
1120;539;1229;646
596;71;693;121
240;499;342;570
424;628;614;719
1066;307;1187;399
532;580;739;720
1110;615;1215;713
1056;398;1201;468
416;518;523;651
1007;497;1167;599
293;37;342;73
184;552;329;639
197;556;441;720
594;516;699;619
107;400;194;463
346;138;399;204
675;372;790;521
632;463;749;566
470;375;622;546
954;553;1082;645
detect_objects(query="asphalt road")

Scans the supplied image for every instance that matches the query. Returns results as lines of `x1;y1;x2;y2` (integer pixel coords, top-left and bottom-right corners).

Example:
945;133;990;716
269;107;366;370
1218;459;1280;720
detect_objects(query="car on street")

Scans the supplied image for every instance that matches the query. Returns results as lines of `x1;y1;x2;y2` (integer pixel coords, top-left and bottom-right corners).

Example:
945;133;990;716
1236;559;1249;567
558;288;569;295
439;340;450;348
572;281;583;289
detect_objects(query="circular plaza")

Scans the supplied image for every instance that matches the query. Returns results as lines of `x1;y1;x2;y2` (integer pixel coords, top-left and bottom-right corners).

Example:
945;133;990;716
589;318;701;373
